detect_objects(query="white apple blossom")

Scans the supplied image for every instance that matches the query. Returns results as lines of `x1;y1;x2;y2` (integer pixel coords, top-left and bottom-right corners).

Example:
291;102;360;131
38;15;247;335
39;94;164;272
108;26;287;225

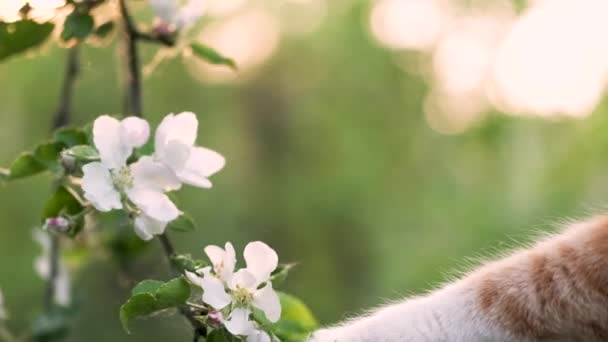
82;115;181;240
0;288;6;320
33;230;71;306
154;112;225;189
149;0;205;30
186;241;281;340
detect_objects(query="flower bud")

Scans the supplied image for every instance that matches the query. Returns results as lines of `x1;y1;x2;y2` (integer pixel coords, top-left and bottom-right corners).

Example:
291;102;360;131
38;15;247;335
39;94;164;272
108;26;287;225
44;217;71;234
207;310;224;327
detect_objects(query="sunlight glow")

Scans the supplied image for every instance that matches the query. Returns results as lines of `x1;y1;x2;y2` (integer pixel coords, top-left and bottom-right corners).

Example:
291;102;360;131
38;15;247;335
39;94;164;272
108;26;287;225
186;10;281;83
0;0;65;23
369;0;448;51
492;0;608;117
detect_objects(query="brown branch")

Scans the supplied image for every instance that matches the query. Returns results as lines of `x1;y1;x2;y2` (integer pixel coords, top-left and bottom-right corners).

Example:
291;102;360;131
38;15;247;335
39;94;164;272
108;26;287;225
53;47;79;129
117;2;205;338
45;46;81;310
118;0;175;117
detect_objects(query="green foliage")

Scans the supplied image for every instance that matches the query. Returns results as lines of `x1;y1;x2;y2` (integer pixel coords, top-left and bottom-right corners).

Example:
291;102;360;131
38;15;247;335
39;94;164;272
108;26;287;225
167;213;196;232
271;263;297;287
42;186;84;235
274;293;318;342
61;145;99;162
31;306;74;342
61;12;94;42
0;20;54;62
171;253;207;273
42;186;83;220
190;43;236;70
4;152;47;180
119;278;191;333
206;329;239;342
94;21;114;38
1;127;91;182
54;127;88;147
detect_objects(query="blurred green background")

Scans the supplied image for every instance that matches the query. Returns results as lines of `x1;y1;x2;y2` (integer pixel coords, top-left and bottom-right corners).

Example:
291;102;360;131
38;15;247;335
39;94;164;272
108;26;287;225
3;0;608;340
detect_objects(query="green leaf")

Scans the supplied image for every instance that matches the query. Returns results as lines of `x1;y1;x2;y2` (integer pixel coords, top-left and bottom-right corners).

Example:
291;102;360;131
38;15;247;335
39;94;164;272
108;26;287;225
34;141;63;170
171;253;207;273
274;293;318;342
61;145;99;162
94;21;114;38
167;214;195;232
7;152;46;180
54;127;88;147
119;293;158;333
271;263;297;287
61;12;94;42
190;43;236;70
0;20;54;62
120;278;191;333
131;280;164;296
155;278;191;308
31;306;73;342
42;186;83;221
206;329;239;342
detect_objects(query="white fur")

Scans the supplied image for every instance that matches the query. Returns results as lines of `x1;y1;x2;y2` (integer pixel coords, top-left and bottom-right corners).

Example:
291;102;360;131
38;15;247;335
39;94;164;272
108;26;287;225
307;280;514;342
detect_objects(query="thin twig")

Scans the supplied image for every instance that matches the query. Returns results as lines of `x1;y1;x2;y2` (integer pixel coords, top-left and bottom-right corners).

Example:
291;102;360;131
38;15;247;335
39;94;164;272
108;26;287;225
43;236;60;310
118;0;175;117
53;47;79;129
118;0;142;116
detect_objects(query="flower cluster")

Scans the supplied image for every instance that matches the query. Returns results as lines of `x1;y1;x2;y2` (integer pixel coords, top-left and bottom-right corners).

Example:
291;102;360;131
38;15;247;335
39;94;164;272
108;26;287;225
186;241;281;342
81;112;224;240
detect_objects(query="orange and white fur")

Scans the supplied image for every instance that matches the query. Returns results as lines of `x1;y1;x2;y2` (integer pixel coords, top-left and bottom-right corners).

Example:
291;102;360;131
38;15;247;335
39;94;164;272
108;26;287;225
308;216;608;342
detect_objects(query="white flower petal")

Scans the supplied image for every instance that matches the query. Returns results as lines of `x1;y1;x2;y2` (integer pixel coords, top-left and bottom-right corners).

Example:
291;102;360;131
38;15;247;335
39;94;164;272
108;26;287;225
185;271;204;288
130;156;181;191
200;276;231;310
155;112;198;153
82;162;122;212
225;308;254;336
134;215;168;241
204;242;236;280
127;187;180;222
149;0;178;23
120;116;150;148
229;269;257;291
175;0;205;29
244;241;278;284
253;283;281;323
176;147;225;188
157;140;191;172
247;330;271;342
93;115;131;169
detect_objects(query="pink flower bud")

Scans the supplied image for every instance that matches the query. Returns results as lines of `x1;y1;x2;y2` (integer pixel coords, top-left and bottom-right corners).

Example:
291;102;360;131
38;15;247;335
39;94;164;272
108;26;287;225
207;310;224;326
44;217;71;233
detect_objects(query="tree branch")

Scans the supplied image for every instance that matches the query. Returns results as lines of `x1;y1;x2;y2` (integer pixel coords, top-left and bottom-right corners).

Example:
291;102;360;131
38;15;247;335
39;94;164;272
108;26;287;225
45;47;81;310
117;3;205;338
53;47;79;129
118;0;175;117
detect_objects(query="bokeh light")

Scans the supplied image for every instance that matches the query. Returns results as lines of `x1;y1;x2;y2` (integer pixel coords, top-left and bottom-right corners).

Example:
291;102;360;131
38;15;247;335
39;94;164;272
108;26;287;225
369;0;449;51
186;9;281;83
